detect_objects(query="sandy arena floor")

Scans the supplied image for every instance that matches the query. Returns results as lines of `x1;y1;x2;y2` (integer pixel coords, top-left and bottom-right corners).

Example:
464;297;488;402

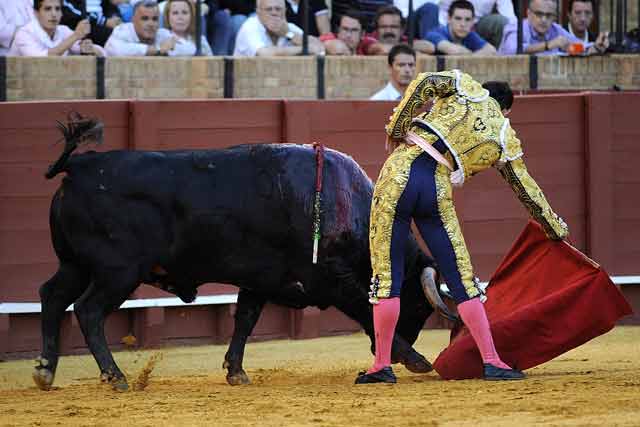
1;326;639;426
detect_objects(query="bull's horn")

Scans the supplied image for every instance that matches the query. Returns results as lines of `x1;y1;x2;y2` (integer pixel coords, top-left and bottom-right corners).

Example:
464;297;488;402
420;267;459;322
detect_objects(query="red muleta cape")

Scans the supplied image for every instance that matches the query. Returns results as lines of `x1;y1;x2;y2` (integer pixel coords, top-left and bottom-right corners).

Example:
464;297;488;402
433;220;634;380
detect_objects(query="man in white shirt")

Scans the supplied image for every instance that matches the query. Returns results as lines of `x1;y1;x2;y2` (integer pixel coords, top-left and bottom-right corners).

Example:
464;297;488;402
370;44;415;101
106;0;177;56
10;0;104;57
233;0;324;56
0;0;35;56
438;0;516;48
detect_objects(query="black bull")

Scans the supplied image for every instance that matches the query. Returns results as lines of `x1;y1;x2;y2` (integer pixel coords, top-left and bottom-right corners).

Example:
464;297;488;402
33;118;452;391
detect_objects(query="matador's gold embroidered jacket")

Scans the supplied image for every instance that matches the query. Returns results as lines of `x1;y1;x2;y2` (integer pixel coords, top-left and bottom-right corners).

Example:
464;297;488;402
385;69;568;240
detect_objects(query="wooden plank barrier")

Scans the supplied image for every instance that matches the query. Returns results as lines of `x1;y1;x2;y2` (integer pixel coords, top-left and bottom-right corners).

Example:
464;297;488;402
0;93;638;357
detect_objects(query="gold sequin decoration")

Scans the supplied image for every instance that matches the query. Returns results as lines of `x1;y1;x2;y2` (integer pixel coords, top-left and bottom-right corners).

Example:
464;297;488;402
384;71;521;189
498;159;569;240
369;144;426;301
434;162;480;300
386;72;457;139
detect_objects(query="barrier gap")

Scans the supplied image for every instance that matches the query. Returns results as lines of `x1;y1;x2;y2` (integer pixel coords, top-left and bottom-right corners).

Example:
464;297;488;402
0;56;6;102
96;56;105;100
529;55;538;90
224;57;234;99
317;55;325;100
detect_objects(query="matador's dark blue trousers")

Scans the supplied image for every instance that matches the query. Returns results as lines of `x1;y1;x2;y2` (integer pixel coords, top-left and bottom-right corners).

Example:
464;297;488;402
369;140;480;304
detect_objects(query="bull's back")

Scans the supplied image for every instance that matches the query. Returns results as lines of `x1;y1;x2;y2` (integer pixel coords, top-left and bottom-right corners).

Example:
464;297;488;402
54;144;374;283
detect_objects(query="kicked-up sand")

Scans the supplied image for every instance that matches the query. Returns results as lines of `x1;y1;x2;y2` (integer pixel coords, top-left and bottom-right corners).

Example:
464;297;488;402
0;326;639;426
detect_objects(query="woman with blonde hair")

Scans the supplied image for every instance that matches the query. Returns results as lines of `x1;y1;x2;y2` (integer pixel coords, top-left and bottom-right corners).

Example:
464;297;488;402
163;0;212;55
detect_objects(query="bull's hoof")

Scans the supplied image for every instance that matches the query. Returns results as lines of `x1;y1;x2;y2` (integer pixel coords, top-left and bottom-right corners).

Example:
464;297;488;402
111;379;129;392
32;367;55;391
100;371;129;392
226;371;251;386
402;355;434;374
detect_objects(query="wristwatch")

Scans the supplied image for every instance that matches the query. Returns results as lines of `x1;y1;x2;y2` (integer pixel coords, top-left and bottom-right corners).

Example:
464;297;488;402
285;31;295;41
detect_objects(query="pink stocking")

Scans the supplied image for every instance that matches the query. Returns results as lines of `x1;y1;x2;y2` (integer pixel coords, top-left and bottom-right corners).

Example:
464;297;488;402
369;297;400;373
457;298;511;370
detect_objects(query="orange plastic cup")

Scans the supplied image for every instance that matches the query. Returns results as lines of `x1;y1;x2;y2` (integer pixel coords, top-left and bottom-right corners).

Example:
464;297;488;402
568;43;585;55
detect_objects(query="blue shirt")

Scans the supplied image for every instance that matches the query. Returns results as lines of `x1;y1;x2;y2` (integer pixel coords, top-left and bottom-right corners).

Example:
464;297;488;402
499;19;587;55
426;25;487;52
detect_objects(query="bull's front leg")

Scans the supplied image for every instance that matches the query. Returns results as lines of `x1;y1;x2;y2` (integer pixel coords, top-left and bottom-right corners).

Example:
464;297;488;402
223;288;266;385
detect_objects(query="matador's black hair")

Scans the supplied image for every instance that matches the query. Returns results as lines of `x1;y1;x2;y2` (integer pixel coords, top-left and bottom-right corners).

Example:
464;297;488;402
483;81;514;111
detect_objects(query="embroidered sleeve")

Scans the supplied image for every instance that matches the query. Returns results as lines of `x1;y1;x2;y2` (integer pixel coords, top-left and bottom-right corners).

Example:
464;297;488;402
385;71;457;138
496;119;524;166
497;158;569;240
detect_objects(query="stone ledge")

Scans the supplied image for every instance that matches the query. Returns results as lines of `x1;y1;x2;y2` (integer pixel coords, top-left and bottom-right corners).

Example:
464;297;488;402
3;55;639;101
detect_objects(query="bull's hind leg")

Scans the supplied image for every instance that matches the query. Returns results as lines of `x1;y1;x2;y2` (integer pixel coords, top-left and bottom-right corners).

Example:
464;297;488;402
223;288;266;385
33;263;91;390
74;267;139;392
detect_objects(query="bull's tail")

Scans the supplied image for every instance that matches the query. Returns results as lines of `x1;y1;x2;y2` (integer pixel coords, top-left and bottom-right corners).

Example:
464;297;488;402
45;112;104;179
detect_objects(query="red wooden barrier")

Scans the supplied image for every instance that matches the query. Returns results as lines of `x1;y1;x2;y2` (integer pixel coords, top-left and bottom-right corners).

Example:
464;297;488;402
0;101;129;302
0;94;637;357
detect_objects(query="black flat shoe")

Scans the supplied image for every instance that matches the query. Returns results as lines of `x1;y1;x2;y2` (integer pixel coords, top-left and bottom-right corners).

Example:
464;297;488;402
483;363;526;381
354;367;397;384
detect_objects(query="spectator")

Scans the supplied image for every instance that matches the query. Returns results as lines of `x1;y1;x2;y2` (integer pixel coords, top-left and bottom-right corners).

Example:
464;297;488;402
233;0;324;56
61;0;122;46
394;0;440;39
158;0;208;32
437;0;516;48
105;0;178;55
565;0;607;44
208;0;255;55
285;0;330;37
157;0;208;56
9;0;104;56
0;0;34;56
499;0;608;55
370;43;416;100
164;0;212;54
367;6;435;55
331;0;392;33
102;0;131;22
322;10;378;55
107;0;134;22
426;0;497;55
